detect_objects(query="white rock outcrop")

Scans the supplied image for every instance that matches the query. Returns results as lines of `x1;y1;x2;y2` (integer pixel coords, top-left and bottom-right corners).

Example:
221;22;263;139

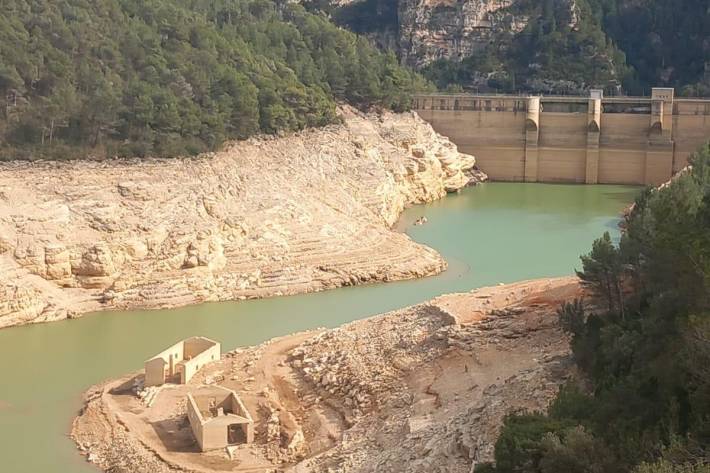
0;107;484;328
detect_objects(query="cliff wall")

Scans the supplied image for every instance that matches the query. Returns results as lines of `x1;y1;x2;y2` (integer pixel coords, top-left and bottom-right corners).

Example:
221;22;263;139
333;0;625;94
337;0;580;67
398;0;528;67
0;107;484;329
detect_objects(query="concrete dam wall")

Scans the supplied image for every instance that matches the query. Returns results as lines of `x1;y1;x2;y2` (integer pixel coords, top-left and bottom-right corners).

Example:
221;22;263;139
414;89;710;185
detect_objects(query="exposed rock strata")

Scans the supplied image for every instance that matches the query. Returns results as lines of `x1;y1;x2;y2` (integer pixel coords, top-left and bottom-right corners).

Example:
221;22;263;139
0;107;485;329
336;0;580;69
72;277;585;473
398;0;583;67
398;0;526;67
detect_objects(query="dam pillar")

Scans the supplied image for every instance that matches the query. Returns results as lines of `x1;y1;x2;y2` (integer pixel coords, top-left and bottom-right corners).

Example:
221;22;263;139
585;91;602;184
646;88;675;185
524;96;541;182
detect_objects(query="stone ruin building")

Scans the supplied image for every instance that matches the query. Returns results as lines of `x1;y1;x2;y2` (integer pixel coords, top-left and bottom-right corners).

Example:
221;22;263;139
144;336;220;386
186;385;254;451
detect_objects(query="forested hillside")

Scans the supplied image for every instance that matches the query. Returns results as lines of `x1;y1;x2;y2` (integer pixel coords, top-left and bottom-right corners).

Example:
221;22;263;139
478;145;710;473
421;0;631;95
328;0;710;96
424;0;710;95
0;0;430;159
591;0;710;96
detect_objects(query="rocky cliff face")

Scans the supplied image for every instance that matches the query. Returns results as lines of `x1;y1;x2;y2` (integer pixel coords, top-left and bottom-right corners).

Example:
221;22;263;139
0;107;485;329
397;0;580;67
334;0;585;72
398;0;525;67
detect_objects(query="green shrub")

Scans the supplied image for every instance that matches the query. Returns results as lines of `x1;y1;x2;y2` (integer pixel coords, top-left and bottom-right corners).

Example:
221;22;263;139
484;143;710;473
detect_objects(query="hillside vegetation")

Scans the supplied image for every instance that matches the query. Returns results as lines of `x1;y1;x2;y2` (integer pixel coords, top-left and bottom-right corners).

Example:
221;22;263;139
426;0;710;95
331;0;710;95
593;0;710;96
0;0;431;160
422;0;631;94
479;145;710;472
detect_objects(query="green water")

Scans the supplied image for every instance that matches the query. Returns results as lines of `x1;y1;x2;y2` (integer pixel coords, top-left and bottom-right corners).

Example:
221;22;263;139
0;183;638;473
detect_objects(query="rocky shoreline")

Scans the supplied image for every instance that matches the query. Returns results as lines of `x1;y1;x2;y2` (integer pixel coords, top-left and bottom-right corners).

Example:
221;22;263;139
0;107;485;329
72;277;585;473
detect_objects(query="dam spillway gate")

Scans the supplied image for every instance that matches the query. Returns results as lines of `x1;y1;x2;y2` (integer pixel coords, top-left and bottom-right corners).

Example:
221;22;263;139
414;88;710;185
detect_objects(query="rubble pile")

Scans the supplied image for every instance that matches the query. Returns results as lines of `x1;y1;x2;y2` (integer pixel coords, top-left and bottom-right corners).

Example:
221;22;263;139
290;305;451;415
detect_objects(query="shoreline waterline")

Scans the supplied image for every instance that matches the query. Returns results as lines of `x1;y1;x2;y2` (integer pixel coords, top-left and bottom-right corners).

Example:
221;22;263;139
0;182;640;473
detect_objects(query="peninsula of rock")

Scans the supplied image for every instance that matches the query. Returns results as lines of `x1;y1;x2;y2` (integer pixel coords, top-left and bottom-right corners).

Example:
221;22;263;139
73;277;584;473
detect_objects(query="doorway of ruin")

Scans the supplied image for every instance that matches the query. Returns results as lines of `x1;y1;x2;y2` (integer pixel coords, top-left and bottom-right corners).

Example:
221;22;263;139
227;424;246;444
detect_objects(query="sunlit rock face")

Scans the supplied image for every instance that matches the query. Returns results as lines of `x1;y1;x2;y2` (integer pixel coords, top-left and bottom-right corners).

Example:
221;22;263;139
398;0;528;67
335;0;581;68
0;106;484;329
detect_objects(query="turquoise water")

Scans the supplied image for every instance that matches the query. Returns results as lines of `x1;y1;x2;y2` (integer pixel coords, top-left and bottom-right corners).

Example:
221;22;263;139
0;183;639;472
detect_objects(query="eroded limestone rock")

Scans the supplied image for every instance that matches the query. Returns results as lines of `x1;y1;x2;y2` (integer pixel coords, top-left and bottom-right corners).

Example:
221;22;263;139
0;106;485;328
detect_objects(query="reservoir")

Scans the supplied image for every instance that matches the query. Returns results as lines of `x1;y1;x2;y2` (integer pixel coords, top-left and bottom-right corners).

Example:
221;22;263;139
0;183;638;473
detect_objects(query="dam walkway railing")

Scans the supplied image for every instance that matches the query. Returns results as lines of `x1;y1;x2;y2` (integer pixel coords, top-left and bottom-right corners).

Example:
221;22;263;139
413;88;710;186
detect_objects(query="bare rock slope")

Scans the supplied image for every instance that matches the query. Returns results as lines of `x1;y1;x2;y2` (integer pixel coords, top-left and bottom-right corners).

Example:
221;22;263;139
0;107;484;328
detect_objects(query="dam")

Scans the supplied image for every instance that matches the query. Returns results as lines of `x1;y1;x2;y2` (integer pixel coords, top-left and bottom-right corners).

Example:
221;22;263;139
415;88;710;185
